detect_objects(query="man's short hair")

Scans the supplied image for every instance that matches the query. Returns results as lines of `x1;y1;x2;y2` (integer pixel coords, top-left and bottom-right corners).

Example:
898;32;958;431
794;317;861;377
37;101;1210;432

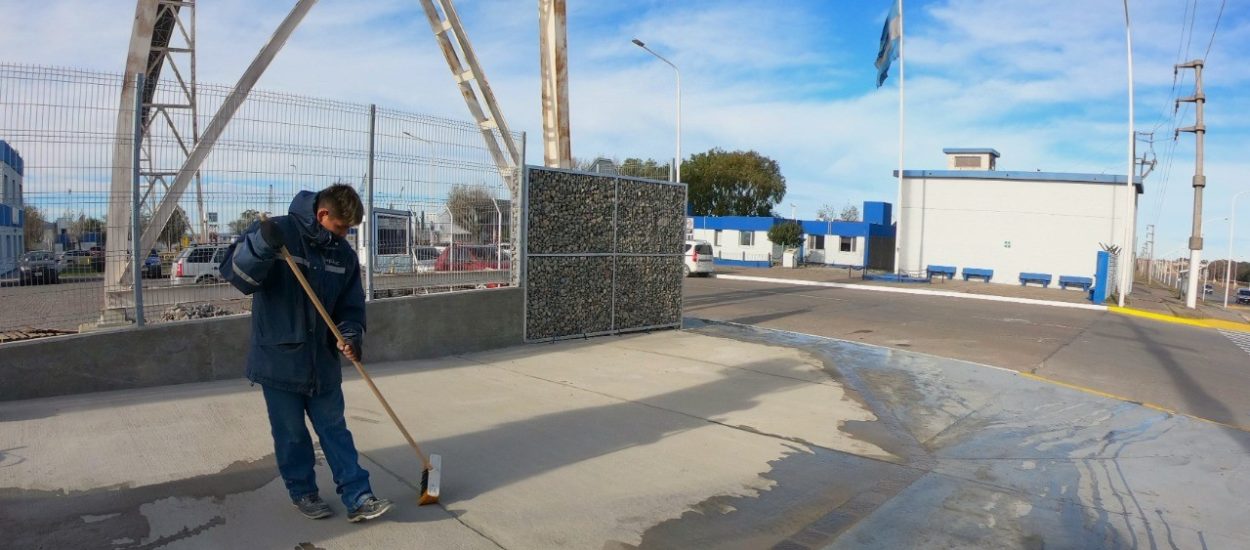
317;184;364;226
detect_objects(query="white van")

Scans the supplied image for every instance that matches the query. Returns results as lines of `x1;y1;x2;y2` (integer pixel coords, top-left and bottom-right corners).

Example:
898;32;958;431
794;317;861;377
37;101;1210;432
683;240;714;277
169;244;230;285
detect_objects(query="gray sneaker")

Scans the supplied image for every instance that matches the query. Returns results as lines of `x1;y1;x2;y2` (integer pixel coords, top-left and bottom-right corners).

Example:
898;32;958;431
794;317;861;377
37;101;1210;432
293;494;333;520
347;496;393;523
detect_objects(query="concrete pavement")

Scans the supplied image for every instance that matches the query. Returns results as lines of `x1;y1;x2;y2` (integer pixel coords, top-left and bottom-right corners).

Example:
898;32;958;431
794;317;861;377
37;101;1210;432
3;325;1248;548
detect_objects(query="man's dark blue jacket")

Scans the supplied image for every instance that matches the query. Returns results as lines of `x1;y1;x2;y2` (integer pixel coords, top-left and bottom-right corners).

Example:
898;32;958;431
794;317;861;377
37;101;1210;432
220;191;365;396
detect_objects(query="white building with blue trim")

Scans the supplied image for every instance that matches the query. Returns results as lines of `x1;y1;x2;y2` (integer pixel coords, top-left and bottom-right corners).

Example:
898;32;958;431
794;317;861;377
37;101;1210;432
0;140;24;275
687;201;896;269
897;148;1141;288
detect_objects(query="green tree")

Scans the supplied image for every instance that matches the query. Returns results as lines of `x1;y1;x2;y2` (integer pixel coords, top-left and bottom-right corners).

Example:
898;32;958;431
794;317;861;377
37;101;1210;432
767;220;803;248
143;206;192;247
229;209;262;235
165;207;191;245
23;205;46;250
68;213;105;243
683;148;786;216
618;157;671;180
571;156;672;180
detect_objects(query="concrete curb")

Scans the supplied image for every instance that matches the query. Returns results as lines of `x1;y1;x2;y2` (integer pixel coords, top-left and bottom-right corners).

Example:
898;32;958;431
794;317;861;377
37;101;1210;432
713;274;1109;312
1109;305;1250;334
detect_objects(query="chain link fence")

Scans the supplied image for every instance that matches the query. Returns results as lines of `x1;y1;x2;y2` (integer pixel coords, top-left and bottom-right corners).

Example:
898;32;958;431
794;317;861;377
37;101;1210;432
0;63;519;336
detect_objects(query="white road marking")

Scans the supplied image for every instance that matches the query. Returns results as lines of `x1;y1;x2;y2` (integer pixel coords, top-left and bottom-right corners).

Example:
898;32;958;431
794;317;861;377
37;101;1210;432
1219;329;1250;355
714;274;1109;312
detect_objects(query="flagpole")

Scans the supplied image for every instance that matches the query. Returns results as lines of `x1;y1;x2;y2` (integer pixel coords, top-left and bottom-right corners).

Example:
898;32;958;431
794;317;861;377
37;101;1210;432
893;0;906;277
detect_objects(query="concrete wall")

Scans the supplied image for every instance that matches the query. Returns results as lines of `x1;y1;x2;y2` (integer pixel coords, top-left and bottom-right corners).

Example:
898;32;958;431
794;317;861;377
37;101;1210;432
690;228;777;263
803;235;865;267
898;175;1136;284
0;287;522;401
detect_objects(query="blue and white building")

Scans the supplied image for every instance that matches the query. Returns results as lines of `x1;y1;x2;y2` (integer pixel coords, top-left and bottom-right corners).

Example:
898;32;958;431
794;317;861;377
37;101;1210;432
687;201;896;268
0;140;24;275
897;148;1141;286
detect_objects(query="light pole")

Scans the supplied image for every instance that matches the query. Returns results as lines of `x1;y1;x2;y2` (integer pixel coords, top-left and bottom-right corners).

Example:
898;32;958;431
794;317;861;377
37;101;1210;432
1226;191;1250;307
1118;0;1136;307
632;38;681;183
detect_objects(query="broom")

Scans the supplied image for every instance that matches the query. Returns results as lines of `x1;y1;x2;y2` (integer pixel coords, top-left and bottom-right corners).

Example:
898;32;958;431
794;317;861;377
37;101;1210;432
277;244;441;506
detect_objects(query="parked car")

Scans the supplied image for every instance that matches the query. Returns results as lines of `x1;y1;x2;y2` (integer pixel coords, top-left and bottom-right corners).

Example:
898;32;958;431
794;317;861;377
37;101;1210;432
683;240;715;277
88;246;105;271
413;246;441;273
434;244;511;272
60;249;93;269
142;249;163;279
1204;284;1215;295
1238;288;1250;305
19;251;61;285
170;244;230;285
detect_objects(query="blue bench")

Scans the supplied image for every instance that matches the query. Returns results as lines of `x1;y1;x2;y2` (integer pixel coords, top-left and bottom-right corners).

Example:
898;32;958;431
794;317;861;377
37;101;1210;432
1019;272;1053;288
963;268;993;283
926;265;957;281
1058;275;1094;291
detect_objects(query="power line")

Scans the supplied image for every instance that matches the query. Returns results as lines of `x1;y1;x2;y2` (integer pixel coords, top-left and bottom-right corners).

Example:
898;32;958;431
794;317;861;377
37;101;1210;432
1147;0;1199;226
1151;0;1226;235
1150;0;1198;134
1203;0;1227;60
1184;0;1201;61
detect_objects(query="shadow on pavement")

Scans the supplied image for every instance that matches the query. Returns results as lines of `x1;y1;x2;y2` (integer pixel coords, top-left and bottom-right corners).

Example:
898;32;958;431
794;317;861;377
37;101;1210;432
365;356;816;503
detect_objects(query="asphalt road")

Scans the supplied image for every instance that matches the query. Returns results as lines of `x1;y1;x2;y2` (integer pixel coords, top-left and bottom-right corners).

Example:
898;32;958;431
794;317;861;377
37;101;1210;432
684;276;1250;430
0;269;511;331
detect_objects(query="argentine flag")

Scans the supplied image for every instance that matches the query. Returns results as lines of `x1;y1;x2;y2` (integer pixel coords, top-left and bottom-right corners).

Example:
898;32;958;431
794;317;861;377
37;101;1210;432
875;1;902;88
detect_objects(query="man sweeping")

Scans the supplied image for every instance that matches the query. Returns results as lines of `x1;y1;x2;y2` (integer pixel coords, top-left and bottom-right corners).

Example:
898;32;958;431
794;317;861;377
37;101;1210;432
221;183;393;522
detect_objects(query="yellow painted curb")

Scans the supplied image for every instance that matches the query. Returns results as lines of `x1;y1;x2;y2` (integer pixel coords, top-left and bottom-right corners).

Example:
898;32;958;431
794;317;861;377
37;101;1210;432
1109;306;1250;334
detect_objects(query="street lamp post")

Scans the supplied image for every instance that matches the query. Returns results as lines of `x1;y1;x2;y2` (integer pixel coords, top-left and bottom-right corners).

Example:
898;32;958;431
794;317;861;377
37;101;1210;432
1224;191;1250;308
1118;0;1136;308
632;38;681;183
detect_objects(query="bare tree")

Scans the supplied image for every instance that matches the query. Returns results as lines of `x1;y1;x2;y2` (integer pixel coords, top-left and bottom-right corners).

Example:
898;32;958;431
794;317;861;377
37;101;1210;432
839;203;860;222
816;204;837;221
447;185;503;243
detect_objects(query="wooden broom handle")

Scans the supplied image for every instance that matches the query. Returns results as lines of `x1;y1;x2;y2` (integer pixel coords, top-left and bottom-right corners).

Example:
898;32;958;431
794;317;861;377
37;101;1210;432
278;246;432;470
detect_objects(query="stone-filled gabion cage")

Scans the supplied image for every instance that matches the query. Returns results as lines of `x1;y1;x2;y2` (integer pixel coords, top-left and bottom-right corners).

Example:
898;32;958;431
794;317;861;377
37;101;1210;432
523;167;686;342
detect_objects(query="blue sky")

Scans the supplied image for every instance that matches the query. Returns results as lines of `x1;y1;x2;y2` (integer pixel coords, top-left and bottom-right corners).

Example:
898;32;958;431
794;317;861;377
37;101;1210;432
1;0;1248;259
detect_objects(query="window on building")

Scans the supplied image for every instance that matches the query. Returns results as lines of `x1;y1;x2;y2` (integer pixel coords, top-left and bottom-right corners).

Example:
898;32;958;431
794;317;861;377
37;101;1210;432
739;231;754;246
713;230;722;246
840;236;856;253
954;155;982;168
807;235;824;250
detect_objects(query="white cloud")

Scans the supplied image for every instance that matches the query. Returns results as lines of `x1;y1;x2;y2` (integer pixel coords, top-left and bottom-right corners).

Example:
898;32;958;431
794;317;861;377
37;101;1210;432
1;0;1248;256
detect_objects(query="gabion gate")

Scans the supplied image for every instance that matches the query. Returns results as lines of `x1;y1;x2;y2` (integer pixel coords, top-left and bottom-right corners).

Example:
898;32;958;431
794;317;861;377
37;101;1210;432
523;167;686;342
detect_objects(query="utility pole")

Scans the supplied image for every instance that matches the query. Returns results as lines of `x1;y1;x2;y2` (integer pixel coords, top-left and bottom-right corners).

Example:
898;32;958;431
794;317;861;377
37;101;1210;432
1175;59;1206;309
1136;131;1157;180
1145;224;1155;285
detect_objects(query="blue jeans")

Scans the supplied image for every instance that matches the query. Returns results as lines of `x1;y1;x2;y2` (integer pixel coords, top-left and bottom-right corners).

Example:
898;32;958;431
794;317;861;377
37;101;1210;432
262;384;372;511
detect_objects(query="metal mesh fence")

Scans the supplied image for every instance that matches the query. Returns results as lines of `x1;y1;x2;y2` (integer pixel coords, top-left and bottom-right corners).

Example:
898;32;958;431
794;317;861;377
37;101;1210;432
0;63;519;335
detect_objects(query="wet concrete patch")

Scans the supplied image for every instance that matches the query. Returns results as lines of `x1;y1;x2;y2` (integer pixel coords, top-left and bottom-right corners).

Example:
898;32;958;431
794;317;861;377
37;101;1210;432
0;455;277;549
614;445;922;550
683;319;1250;548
